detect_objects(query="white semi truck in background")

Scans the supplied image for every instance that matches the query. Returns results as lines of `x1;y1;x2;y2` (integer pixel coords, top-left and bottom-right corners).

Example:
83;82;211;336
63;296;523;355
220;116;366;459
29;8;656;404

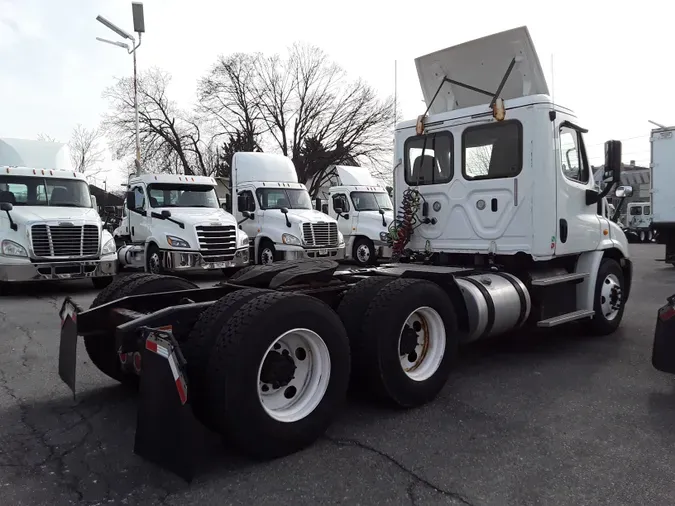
113;173;250;274
320;165;393;266
650;126;675;264
230;152;344;264
0;138;117;289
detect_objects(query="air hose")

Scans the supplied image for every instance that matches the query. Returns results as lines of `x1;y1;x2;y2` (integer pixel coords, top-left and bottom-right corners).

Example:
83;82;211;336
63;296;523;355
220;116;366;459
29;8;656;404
388;188;422;261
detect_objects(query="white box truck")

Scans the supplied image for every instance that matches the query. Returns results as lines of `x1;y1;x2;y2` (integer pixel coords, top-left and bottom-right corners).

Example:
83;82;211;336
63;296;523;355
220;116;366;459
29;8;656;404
0;138;117;289
650;127;675;264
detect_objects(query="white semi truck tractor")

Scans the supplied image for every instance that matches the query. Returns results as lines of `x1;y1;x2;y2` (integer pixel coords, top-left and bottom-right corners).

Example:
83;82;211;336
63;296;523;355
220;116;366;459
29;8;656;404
113;173;250;274
0;138;117;289
56;26;632;481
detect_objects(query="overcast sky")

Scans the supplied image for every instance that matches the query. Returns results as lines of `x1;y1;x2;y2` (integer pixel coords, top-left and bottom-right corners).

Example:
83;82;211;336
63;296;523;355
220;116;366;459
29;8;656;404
1;0;673;188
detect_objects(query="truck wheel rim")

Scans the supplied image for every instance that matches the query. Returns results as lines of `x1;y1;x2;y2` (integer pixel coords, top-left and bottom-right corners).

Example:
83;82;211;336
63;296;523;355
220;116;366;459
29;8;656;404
397;306;446;382
600;273;622;321
261;248;274;264
257;328;331;423
149;253;161;273
356;244;370;263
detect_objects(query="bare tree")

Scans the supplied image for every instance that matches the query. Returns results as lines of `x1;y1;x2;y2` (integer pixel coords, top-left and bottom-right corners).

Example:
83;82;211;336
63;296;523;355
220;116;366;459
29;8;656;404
198;43;395;197
68;124;105;179
102;68;217;176
36;133;58;142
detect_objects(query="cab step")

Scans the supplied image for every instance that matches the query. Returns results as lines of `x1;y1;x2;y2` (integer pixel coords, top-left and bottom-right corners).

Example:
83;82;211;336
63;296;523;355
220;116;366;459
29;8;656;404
531;272;588;287
536;309;595;328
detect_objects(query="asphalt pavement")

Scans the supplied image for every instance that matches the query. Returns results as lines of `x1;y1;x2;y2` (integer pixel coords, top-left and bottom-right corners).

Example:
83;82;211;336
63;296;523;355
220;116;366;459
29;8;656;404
1;244;675;506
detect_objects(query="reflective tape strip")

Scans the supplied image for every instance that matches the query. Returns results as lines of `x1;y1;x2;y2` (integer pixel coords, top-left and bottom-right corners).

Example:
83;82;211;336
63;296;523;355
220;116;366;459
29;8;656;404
168;353;188;405
167;353;179;380
145;339;169;358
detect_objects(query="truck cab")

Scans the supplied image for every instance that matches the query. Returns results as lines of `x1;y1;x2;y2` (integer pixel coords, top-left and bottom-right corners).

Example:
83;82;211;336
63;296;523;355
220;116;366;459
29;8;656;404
391;25;631;332
114;173;250;273
0;166;117;288
232;152;345;264
626;202;653;242
324;165;394;266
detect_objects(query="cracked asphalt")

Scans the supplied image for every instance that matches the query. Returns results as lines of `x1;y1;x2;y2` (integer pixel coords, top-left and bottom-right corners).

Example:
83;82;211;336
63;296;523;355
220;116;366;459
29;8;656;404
1;243;675;505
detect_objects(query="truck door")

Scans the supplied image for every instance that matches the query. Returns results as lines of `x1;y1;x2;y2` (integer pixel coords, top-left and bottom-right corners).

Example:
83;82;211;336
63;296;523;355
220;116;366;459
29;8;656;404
330;192;354;239
555;122;601;255
128;184;151;243
236;190;260;243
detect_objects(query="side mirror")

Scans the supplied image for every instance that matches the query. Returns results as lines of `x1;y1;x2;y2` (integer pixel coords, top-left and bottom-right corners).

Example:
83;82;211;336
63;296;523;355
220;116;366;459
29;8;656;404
334;207;343;214
378;208;385;215
321;204;329;214
0;202;13;212
161;210;172;219
237;195;246;211
242;210;253;219
280;207;289;214
126;190;136;210
343;213;350;220
615;185;634;198
603;140;622;186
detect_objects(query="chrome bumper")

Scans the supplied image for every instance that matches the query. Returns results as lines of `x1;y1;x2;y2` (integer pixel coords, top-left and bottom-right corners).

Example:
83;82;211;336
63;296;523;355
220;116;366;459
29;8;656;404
278;244;345;262
162;247;250;271
0;257;118;283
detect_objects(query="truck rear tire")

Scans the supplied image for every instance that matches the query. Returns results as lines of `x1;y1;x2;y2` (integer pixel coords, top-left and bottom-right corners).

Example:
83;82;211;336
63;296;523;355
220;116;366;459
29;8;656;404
585;258;625;336
84;274;198;385
182;287;271;430
336;276;396;389
203;291;350;459
356;278;458;408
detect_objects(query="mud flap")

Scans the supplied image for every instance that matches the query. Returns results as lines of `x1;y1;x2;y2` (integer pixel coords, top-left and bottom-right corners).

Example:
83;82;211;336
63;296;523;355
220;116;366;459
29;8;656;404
58;297;82;397
652;295;675;374
134;328;200;483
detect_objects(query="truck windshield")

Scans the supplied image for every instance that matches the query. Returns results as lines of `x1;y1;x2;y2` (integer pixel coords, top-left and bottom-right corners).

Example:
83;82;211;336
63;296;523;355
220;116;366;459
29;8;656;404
256;188;312;210
350;192;393;211
0;175;92;208
147;183;219;208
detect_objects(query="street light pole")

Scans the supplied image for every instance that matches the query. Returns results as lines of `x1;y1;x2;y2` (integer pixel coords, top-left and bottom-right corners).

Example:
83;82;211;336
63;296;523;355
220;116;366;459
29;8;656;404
95;2;145;177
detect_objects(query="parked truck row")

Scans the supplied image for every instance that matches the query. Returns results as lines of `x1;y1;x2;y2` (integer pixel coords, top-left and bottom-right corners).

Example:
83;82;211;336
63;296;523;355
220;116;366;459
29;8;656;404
56;26;634;481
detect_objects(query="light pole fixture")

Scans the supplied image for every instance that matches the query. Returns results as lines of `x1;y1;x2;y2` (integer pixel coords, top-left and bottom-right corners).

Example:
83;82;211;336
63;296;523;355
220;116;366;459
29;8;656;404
96;2;145;177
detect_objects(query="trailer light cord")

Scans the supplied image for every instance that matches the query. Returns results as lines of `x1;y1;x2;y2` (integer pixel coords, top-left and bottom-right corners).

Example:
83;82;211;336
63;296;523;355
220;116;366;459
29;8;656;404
389;187;424;261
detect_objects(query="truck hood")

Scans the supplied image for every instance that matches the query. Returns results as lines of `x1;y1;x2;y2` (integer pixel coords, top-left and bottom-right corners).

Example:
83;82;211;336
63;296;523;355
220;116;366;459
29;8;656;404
7;206;99;224
154;207;237;227
357;210;394;226
415;26;549;114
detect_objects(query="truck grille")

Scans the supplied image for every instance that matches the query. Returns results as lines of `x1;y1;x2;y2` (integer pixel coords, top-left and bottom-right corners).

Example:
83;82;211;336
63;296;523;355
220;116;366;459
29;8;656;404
31;224;99;258
302;222;339;247
196;225;237;261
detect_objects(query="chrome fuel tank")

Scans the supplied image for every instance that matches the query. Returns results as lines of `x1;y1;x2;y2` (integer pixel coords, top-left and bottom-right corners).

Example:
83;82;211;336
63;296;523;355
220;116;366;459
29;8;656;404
455;272;531;343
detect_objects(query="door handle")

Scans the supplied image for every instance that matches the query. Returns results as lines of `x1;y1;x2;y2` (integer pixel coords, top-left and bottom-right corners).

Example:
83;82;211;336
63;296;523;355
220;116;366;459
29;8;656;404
559;219;568;243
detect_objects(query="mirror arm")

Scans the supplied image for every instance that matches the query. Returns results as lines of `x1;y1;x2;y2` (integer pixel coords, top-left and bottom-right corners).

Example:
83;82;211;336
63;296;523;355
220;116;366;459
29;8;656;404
611;197;625;223
3;209;17;231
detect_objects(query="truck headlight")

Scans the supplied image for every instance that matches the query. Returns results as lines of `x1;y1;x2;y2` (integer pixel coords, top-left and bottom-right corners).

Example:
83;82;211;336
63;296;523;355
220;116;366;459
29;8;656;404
238;233;249;247
166;235;190;248
1;240;28;257
338;231;345;245
101;238;116;255
282;233;302;246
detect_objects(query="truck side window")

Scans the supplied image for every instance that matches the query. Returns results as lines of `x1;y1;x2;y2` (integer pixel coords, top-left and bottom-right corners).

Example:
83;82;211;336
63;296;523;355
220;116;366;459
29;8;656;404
332;194;349;212
238;191;255;212
644;205;651;215
404;131;453;186
629;206;642;216
462;120;522;180
559;126;589;184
